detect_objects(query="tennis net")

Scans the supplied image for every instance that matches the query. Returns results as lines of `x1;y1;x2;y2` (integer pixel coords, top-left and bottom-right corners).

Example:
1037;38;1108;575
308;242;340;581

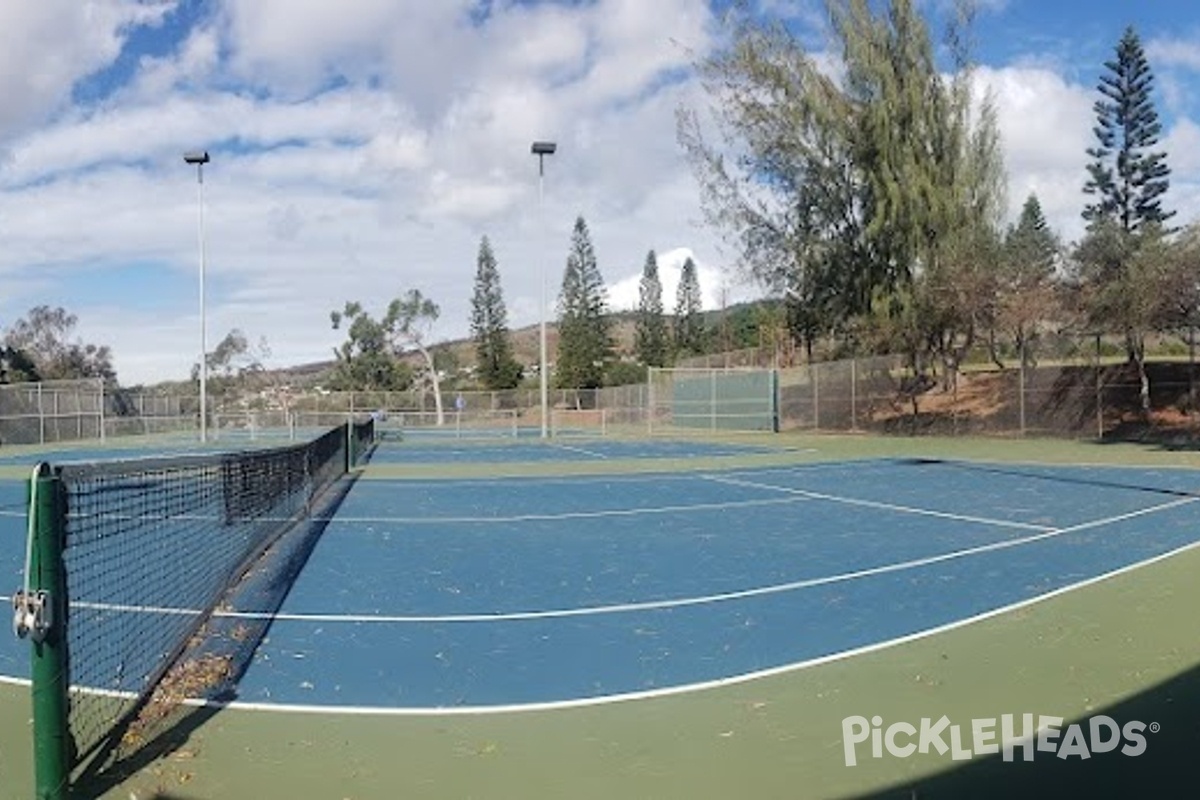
350;415;376;463
12;422;370;797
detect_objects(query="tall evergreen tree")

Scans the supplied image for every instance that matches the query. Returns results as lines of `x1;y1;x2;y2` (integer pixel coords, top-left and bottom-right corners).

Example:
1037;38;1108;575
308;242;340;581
674;257;704;356
555;216;612;394
1078;26;1174;413
469;236;521;390
634;250;669;367
1083;26;1173;233
996;194;1059;364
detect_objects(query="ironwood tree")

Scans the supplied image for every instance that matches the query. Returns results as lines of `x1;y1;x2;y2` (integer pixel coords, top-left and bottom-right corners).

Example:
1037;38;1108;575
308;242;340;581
678;0;1005;384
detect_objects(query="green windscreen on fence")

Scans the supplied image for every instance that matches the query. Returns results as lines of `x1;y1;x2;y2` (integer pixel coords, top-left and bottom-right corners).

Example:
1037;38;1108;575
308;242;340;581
652;368;779;432
13;420;375;798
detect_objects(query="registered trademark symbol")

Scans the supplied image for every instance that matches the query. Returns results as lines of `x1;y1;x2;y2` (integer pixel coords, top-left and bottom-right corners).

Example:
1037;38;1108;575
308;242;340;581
1149;722;1161;734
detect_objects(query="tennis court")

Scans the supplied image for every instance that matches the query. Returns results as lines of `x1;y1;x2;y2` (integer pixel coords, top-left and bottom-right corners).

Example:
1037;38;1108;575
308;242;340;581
3;428;1200;798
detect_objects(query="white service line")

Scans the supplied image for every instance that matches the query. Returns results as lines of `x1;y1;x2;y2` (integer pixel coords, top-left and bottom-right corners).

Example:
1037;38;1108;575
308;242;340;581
702;472;1052;531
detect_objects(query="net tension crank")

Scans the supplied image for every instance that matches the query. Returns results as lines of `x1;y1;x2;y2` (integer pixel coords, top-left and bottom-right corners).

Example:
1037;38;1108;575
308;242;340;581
12;589;52;643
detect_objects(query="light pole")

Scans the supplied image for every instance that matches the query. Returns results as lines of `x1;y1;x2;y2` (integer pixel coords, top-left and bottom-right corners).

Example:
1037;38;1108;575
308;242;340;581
184;150;210;443
531;141;556;438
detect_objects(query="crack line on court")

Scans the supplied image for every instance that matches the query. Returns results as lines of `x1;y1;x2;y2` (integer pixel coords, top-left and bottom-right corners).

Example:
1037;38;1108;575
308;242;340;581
700;473;1052;531
60;493;1198;624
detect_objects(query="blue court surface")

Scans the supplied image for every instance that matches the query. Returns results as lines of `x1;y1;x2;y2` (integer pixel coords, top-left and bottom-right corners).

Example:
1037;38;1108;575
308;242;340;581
2;456;1199;711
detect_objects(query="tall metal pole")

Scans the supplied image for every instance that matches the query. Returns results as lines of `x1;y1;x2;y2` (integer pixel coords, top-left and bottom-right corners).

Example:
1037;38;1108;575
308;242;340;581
185;151;211;443
197;164;208;443
531;141;556;439
539;161;548;438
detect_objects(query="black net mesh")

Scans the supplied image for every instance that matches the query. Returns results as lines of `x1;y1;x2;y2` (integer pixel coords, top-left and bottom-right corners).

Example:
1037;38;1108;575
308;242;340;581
56;424;350;768
350;416;376;463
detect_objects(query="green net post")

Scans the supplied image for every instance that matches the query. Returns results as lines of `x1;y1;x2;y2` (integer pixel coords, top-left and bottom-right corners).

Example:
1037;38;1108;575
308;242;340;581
345;421;354;472
27;463;72;800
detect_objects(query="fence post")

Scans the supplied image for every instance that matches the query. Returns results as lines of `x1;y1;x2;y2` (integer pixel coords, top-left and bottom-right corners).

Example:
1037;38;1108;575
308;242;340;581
1190;325;1196;420
647;367;655;436
710;370;717;432
98;381;106;443
812;363;820;431
951;369;959;437
1095;333;1104;440
850;358;858;431
1019;339;1027;436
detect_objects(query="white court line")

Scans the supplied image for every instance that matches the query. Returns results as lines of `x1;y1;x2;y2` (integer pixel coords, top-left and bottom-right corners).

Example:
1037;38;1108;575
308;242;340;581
171;534;1200;715
57;493;1195;625
49;494;813;527
702;473;1051;531
5;497;1199;714
359;461;852;487
324;494;811;525
548;443;609;459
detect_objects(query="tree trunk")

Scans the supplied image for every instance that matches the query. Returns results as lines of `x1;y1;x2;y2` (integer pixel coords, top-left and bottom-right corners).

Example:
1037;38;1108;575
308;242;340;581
1130;333;1150;416
417;344;445;425
987;328;1004;370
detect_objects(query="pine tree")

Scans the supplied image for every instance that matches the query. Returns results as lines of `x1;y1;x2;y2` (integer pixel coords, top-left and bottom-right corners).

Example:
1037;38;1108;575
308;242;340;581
1083;26;1173;233
469;236;521;390
1079;26;1174;414
634;250;669;367
555;216;611;394
674;257;704;356
997;194;1059;365
1005;195;1057;283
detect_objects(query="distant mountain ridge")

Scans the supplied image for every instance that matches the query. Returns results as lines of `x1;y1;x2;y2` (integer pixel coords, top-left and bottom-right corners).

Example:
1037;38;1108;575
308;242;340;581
141;299;775;392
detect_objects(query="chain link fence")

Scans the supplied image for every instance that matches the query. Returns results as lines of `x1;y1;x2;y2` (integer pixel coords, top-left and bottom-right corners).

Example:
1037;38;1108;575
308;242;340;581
0;379;106;445
7;331;1198;446
776;332;1200;438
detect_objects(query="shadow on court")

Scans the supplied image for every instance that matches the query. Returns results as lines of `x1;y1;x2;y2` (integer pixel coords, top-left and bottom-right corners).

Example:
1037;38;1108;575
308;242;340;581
69;453;372;799
842;661;1200;800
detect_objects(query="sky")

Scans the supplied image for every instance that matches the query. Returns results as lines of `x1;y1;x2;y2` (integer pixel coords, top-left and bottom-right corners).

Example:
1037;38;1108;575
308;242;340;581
1;1;1199;386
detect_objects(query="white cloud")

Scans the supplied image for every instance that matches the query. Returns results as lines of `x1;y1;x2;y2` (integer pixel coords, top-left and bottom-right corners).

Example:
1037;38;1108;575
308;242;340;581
0;1;174;136
1162;118;1200;177
974;65;1096;240
129;25;221;99
1147;36;1200;72
220;0;469;97
607;247;752;313
2;1;1199;387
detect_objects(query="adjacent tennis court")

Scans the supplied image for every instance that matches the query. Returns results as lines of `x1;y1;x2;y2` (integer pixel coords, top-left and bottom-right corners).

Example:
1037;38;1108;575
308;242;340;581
2;428;1200;799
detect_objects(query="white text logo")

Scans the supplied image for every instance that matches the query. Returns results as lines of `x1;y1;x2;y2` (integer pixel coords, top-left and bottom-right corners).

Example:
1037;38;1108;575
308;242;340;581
841;714;1157;767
